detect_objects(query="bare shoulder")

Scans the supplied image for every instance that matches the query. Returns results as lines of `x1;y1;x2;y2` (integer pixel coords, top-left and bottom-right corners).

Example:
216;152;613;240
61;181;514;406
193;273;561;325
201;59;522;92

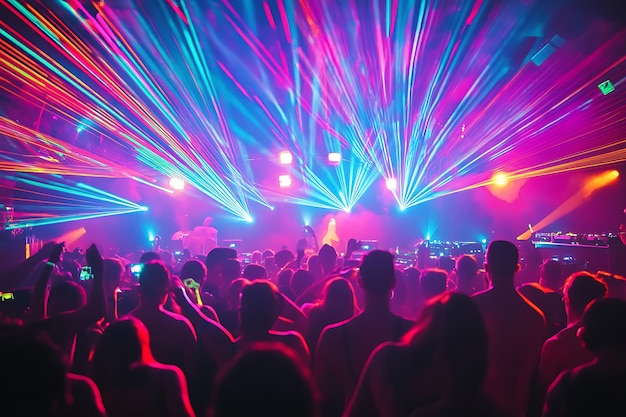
319;317;350;344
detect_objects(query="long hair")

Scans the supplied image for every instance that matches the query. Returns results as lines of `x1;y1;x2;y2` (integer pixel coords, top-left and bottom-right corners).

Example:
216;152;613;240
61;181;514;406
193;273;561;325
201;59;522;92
403;292;488;391
90;318;154;389
321;277;357;321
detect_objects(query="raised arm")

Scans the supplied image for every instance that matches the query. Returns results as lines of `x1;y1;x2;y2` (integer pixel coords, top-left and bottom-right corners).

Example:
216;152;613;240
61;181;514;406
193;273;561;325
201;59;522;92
28;243;64;323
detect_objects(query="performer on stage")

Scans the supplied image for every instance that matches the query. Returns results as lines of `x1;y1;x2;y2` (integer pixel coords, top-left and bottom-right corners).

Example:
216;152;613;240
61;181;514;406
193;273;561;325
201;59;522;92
183;216;218;257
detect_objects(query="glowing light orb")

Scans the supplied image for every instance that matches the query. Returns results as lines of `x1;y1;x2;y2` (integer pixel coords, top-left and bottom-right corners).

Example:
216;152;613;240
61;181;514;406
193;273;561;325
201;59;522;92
169;177;185;190
279;151;293;165
279;174;292;188
492;172;509;186
328;152;341;164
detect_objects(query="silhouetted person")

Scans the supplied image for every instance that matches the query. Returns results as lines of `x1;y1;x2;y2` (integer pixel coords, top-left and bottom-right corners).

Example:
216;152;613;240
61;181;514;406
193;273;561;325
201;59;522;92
318;244;338;277
538;272;607;391
306;278;358;357
211;342;316;417
291;269;315;301
345;293;504;417
128;261;197;388
237;280;309;364
543;298;626;417
1;324;105;417
473;240;546;417
242;264;267;280
90;318;194;417
420;268;448;301
315;250;413;417
455;254;482;295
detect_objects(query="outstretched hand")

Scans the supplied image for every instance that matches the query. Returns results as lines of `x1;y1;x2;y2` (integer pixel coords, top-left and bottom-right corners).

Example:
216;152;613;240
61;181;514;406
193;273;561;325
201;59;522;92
85;244;103;273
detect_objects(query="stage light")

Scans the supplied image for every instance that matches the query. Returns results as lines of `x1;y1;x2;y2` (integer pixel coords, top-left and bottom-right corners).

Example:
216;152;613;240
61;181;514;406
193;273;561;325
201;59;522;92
244;215;254;223
328;152;341;164
399;204;406;211
386;178;397;191
279;174;292;188
148;232;155;242
279;151;293;165
492;172;509;186
140;206;149;211
169;177;185;190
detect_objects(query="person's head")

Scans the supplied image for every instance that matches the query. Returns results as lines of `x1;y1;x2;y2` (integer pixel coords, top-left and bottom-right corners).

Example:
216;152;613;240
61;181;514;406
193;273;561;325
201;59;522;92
318;244;338;276
250;250;263;265
420;268;448;301
139;251;161;264
227;278;250;310
579;298;626;355
359;250;396;296
406;292;488;391
563;272;607;321
203;216;214;227
540;259;564;291
306;255;323;281
321;277;357;320
211;342;315;417
138;261;170;305
274;249;295;269
180;259;207;284
0;325;68;417
485;240;519;286
403;267;421;293
103;258;124;293
222;259;241;284
240;280;281;334
277;268;294;290
47;281;86;316
290;269;315;299
90;318;153;388
205;247;238;287
455;255;479;282
243;264;268;280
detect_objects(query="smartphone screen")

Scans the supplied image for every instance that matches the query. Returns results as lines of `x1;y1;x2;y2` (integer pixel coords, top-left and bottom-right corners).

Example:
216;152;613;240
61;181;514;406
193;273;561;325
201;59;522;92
130;263;143;278
80;266;94;281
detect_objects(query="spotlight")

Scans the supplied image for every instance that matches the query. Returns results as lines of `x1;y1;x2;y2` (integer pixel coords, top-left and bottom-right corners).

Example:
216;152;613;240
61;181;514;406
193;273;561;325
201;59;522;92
328;152;341;164
244;215;254;223
279;174;292;188
279;151;293;165
492;172;508;186
385;178;397;191
169;177;185;190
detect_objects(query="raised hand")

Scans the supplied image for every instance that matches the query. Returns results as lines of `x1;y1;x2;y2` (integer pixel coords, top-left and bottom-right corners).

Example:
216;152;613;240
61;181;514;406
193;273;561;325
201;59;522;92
85;244;103;273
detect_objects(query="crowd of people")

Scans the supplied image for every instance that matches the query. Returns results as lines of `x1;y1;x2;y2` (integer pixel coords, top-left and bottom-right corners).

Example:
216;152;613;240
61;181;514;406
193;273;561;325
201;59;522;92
1;235;626;417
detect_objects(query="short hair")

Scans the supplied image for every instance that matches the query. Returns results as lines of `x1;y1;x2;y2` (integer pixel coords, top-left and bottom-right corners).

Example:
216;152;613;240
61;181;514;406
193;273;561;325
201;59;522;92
420;268;448;300
180;259;207;283
243;264;268;280
222;259;242;283
486;240;519;277
139;251;161;264
564;272;607;316
456;255;479;280
541;260;564;288
240;281;281;333
359;250;396;293
318;244;338;274
205;248;237;270
274;250;295;269
139;261;170;298
581;298;626;353
290;269;314;298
